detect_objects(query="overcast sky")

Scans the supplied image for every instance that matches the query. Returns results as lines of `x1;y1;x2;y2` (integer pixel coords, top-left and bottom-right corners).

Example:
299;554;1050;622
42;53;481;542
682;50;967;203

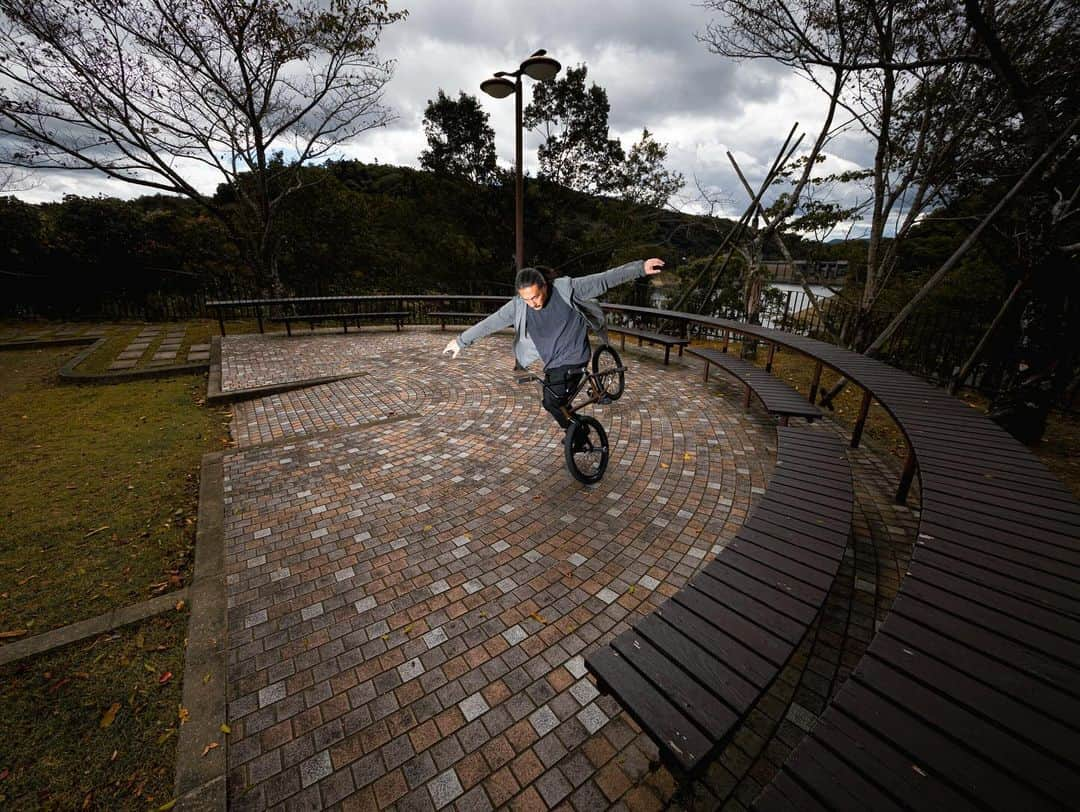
14;0;870;231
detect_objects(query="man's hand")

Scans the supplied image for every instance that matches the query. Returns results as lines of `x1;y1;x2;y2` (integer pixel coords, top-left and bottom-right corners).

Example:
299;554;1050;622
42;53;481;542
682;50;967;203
644;258;665;275
443;338;461;359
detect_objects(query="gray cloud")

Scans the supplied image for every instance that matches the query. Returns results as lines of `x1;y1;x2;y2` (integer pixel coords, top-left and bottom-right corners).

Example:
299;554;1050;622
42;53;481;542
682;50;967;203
12;0;872;229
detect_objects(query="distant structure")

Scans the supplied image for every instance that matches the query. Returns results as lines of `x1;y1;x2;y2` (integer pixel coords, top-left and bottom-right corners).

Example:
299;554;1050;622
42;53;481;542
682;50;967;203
761;259;848;284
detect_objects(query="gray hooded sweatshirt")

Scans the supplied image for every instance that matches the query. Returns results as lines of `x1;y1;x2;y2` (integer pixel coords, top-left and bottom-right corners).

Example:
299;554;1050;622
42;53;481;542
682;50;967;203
456;260;646;369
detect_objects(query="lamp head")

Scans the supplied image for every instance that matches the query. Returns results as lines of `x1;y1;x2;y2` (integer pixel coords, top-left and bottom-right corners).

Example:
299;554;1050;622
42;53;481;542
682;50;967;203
480;77;516;99
521;55;561;82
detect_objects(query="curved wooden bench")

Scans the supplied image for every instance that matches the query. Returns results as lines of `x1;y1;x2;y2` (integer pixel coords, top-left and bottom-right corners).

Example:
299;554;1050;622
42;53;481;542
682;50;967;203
607;326;690;365
429;311;495;330
269;311;407;336
687;346;823;425
595;304;1080;807
586;426;854;774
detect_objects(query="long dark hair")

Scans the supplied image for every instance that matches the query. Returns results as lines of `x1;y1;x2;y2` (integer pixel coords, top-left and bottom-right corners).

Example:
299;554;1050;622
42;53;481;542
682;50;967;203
515;265;559;291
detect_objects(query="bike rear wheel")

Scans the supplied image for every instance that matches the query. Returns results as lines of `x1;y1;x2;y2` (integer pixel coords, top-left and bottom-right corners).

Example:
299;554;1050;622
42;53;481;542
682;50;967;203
564;416;609;484
591;344;625;401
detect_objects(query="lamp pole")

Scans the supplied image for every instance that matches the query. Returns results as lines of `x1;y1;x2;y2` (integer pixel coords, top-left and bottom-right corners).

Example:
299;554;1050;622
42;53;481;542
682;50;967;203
481;50;561;271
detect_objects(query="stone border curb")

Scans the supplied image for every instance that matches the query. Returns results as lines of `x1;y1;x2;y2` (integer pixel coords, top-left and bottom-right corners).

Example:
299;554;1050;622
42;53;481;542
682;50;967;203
58;337;209;384
0;336;100;352
174;451;228;810
206;334;367;404
0;587;190;667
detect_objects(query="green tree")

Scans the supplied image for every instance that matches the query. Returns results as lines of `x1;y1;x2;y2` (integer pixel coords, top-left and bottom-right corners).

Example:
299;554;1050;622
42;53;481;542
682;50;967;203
618;129;684;209
419;90;500;185
524;65;625;196
0;0;407;294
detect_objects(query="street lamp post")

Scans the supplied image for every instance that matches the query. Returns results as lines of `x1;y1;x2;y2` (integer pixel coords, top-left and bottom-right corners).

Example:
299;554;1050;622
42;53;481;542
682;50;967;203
481;50;561;271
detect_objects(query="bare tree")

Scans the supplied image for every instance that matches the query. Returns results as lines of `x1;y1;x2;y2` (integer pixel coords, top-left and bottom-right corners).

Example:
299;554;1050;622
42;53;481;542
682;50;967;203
0;0;406;293
700;1;982;346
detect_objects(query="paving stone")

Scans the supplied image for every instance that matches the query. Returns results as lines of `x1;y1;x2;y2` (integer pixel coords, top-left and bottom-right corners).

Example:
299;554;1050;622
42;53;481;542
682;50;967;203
212;330;919;810
109;359;138;370
427;768;463;808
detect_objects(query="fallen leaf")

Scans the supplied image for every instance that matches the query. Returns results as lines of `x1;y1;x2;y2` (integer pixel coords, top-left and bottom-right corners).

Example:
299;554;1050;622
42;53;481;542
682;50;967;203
202;672;213;684
84;526;110;538
110;749;118;762
158;800;177;811
529;612;547;624
144;663;156;673
175;599;185;611
628;586;636;594
100;702;121;728
178;705;190;725
0;630;28;640
158;671;173;685
201;741;219;756
157;728;175;744
219;723;231;735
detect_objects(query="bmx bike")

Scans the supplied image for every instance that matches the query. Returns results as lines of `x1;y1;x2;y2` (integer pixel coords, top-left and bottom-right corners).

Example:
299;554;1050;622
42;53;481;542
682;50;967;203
517;344;626;484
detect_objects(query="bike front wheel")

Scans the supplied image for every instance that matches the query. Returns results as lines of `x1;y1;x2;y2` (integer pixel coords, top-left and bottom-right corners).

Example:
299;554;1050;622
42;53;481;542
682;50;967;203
592;344;625;401
564;416;609;484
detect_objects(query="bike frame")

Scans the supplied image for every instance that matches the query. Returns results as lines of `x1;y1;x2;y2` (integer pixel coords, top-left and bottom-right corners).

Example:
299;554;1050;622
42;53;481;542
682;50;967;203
517;362;626;424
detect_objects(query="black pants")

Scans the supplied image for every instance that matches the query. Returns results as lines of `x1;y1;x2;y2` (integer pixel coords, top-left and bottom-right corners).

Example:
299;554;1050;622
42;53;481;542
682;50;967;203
543;365;583;429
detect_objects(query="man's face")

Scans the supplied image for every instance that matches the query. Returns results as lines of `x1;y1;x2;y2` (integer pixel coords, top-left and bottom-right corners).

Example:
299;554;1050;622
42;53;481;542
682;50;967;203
519;283;547;310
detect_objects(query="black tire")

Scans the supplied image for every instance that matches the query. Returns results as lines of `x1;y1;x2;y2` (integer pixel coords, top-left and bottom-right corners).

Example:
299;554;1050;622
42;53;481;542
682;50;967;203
591;344;625;402
564;416;609;484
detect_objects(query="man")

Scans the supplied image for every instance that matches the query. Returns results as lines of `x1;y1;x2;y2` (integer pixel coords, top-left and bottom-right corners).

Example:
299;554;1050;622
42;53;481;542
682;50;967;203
443;258;664;432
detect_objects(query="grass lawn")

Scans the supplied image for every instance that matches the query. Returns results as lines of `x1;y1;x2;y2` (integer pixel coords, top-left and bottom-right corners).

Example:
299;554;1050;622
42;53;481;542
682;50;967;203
0;609;189;809
0;332;231;808
0;344;231;635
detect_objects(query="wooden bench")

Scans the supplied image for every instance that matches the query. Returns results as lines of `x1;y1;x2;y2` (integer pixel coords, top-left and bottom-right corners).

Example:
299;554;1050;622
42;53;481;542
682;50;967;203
270;311;408;336
429;311;494;330
586;426;854;775
607;326;690;365
688;347;822;425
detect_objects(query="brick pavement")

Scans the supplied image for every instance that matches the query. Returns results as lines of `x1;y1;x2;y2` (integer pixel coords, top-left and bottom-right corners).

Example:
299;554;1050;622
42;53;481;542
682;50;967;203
216;329;917;810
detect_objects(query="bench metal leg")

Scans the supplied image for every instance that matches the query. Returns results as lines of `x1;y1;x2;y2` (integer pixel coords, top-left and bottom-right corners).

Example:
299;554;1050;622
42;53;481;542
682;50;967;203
766;343;776;372
663;346;671;365
851;390;872;448
678;345;684;357
256;303;264;334
620;333;626;350
896;449;917;504
285;320;292;337
703;362;710;383
217;311;225;337
809;361;822;404
743;383;752;411
780;415;790;426
722;330;730;353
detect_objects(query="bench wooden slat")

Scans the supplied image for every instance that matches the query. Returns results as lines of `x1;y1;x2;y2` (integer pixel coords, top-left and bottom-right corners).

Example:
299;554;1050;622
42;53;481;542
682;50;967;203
753;766;830;812
870;634;1080;771
610;631;740;740
586;647;710;773
687;574;807;646
646;604;777;689
635;613;764;712
915;545;1080;623
670;586;792;668
879;612;1080;732
798;712;984;812
687;347;823;419
781;727;908;812
904;560;1080;644
899;575;1080;668
711;547;826;608
854;655;1080;805
919;516;1080;575
737;526;841;576
724;539;833;593
830;679;1052;810
700;559;818;626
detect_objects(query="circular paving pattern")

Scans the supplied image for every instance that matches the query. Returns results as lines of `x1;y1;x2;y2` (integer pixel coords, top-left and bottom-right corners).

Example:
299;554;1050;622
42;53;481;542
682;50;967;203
218;329;918;810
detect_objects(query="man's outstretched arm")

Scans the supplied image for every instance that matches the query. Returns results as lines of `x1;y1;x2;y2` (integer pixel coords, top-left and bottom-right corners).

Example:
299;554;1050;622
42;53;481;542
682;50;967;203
571;258;664;300
443;298;516;358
